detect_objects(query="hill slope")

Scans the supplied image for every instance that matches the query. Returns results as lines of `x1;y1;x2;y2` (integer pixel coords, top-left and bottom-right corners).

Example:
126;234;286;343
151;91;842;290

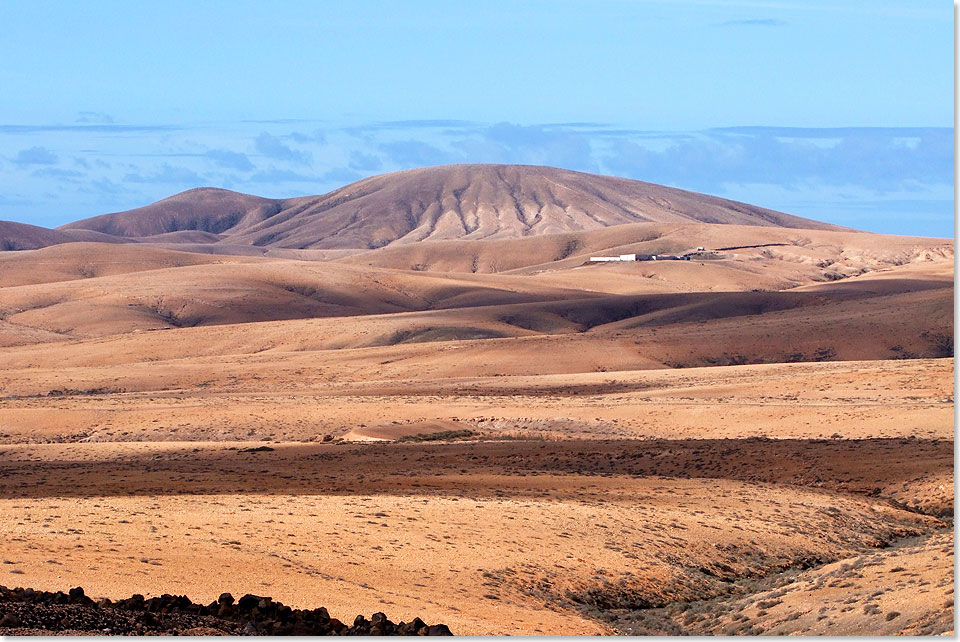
340;221;949;275
54;165;844;250
57;188;282;239
0;221;132;251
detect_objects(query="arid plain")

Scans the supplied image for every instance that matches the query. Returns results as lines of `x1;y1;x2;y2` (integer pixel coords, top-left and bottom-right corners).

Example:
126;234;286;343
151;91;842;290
0;165;953;635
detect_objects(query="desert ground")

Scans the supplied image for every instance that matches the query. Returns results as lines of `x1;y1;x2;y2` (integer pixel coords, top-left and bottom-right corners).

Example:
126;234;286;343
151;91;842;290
0;165;953;635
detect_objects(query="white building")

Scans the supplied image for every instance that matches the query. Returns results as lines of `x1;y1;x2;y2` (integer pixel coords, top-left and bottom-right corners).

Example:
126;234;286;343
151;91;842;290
589;256;622;262
588;253;653;263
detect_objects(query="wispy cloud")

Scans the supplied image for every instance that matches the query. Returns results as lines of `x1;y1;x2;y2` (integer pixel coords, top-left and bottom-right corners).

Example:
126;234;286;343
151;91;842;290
14;146;58;165
288;130;327;145
32;168;84;180
0;194;32;207
204;149;254;171
320;167;364;184
603;127;953;192
123;164;205;184
248;168;319;183
709;126;947;137
76;111;115;124
463;122;598;171
83;178;133;196
254;132;311;165
240;118;326;125
0;124;183;135
378;140;459;167
347;151;383;172
349;120;478;133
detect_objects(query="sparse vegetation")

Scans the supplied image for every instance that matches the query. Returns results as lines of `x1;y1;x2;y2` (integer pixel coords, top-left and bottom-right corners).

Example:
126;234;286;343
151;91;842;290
396;429;476;442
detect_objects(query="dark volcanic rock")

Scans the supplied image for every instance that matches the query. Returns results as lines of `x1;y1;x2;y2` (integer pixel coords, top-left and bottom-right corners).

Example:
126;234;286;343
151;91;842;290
0;613;22;627
0;585;453;635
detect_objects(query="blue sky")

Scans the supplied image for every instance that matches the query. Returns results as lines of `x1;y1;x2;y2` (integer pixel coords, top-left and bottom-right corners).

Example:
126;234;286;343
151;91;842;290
0;1;953;236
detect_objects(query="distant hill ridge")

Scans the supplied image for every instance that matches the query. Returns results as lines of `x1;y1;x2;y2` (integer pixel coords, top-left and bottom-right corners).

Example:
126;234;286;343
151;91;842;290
7;164;844;252
0;220;133;251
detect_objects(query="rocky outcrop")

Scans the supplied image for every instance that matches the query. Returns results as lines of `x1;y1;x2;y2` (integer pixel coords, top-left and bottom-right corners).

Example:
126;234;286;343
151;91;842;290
0;585;453;636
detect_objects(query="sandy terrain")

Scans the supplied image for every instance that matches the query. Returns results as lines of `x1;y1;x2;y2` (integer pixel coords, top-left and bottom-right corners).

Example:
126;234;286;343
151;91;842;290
0;354;952;634
0;438;950;635
0;166;953;635
0;358;952;446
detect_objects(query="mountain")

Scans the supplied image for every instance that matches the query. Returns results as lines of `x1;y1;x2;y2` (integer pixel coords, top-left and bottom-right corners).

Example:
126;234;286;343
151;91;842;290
0;220;132;251
51;164;844;251
57;188;282;239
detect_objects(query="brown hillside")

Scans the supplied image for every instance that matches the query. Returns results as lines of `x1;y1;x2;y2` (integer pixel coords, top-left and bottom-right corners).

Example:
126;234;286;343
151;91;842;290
0;220;132;251
57;188;282;238
340;221;950;276
53;165;844;251
0;242;248;288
